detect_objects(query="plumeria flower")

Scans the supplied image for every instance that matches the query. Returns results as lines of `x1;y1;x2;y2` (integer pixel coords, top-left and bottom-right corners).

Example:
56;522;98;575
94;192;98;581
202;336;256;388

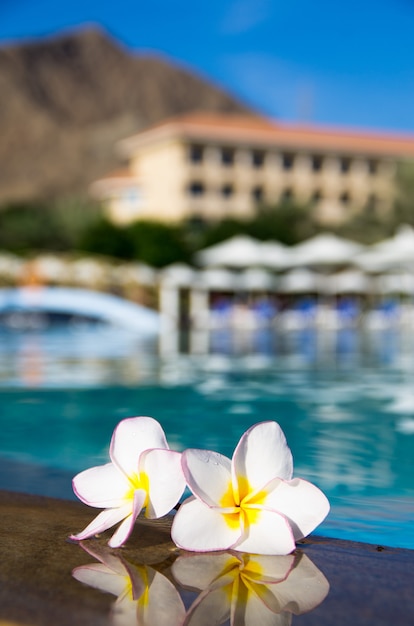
171;421;329;555
71;416;186;548
73;542;186;626
172;550;329;626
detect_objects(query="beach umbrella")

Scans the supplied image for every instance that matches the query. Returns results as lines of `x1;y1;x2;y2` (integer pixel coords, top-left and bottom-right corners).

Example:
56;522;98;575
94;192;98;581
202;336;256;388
33;255;72;283
159;263;197;287
196;235;263;268
260;241;291;270
325;270;371;295
354;225;414;272
113;262;158;287
70;258;111;287
0;253;24;282
199;268;241;291
278;269;326;294
375;272;414;295
239;268;277;291
288;233;364;269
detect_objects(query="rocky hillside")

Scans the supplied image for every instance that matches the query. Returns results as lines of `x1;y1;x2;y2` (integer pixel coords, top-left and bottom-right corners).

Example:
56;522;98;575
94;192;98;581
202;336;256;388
0;27;251;203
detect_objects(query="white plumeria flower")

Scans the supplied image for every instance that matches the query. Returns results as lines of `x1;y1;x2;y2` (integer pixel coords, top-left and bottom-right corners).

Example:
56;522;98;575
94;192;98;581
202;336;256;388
172;551;329;626
73;542;186;626
171;421;330;555
71;416;186;548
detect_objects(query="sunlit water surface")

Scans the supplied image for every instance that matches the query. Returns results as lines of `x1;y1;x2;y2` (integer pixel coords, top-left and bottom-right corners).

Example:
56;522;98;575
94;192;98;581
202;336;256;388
0;325;413;549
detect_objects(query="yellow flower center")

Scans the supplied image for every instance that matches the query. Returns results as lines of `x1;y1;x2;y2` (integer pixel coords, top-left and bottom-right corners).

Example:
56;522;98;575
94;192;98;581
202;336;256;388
220;478;268;529
219;481;237;508
125;471;149;507
221;556;266;605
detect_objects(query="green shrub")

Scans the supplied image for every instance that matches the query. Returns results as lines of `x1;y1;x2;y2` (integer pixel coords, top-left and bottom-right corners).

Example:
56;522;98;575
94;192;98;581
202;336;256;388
78;218;135;259
0;202;70;252
126;220;191;267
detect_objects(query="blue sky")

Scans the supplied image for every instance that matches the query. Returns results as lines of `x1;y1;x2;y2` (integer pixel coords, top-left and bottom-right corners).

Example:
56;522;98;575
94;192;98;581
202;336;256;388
1;0;414;133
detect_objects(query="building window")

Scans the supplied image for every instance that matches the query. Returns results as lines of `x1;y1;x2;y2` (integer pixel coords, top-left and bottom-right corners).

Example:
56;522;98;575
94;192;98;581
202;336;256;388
282;152;295;170
122;188;142;211
252;186;264;203
311;155;324;172
188;181;205;196
311;189;323;203
366;193;378;213
221;183;234;198
188;144;204;163
339;191;350;205
368;159;378;175
186;215;206;230
340;157;351;173
221;147;235;166
252;150;265;168
281;187;294;202
124;188;138;203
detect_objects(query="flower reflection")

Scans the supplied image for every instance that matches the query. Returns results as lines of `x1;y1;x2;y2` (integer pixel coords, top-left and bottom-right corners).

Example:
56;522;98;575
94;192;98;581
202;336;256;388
72;542;185;626
73;543;329;626
172;551;329;626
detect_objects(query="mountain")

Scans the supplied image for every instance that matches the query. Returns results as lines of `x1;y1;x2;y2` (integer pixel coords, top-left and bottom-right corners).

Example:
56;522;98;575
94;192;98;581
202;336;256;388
0;27;251;203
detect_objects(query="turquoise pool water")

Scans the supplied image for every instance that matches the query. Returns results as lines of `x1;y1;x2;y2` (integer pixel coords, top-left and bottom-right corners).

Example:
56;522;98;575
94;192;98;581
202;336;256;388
1;325;413;549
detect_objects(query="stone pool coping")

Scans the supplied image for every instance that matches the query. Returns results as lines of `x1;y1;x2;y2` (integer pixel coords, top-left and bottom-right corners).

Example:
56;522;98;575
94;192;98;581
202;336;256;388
1;489;413;625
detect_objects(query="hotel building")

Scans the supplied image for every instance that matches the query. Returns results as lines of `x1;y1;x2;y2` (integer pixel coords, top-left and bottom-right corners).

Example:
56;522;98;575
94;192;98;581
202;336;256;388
90;112;414;225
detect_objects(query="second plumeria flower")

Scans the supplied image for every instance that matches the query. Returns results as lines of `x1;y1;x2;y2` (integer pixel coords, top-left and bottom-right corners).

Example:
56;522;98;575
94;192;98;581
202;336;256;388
71;416;186;548
172;421;330;555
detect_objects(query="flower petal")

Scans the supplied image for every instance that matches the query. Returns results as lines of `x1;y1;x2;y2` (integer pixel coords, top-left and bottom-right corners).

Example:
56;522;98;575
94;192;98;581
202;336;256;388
70;504;131;541
233;508;295;555
234;585;283;626
232;422;293;502
171;496;242;552
241;554;295;585
110;416;169;478
182;449;233;508
72;563;128;597
183;586;231;626
78;541;128;576
140;449;185;518
263;553;330;615
172;553;241;591
120;562;148;602
242;577;286;616
72;463;128;508
108;489;146;548
136;570;186;626
263;478;330;540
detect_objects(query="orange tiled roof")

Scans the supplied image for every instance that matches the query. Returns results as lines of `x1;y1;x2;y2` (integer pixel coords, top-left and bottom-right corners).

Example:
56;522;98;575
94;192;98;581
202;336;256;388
89;168;139;196
121;111;414;157
97;167;136;180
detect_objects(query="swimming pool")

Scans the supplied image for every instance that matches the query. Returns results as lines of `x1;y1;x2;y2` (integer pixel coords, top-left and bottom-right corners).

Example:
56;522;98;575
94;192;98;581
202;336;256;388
0;325;413;549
